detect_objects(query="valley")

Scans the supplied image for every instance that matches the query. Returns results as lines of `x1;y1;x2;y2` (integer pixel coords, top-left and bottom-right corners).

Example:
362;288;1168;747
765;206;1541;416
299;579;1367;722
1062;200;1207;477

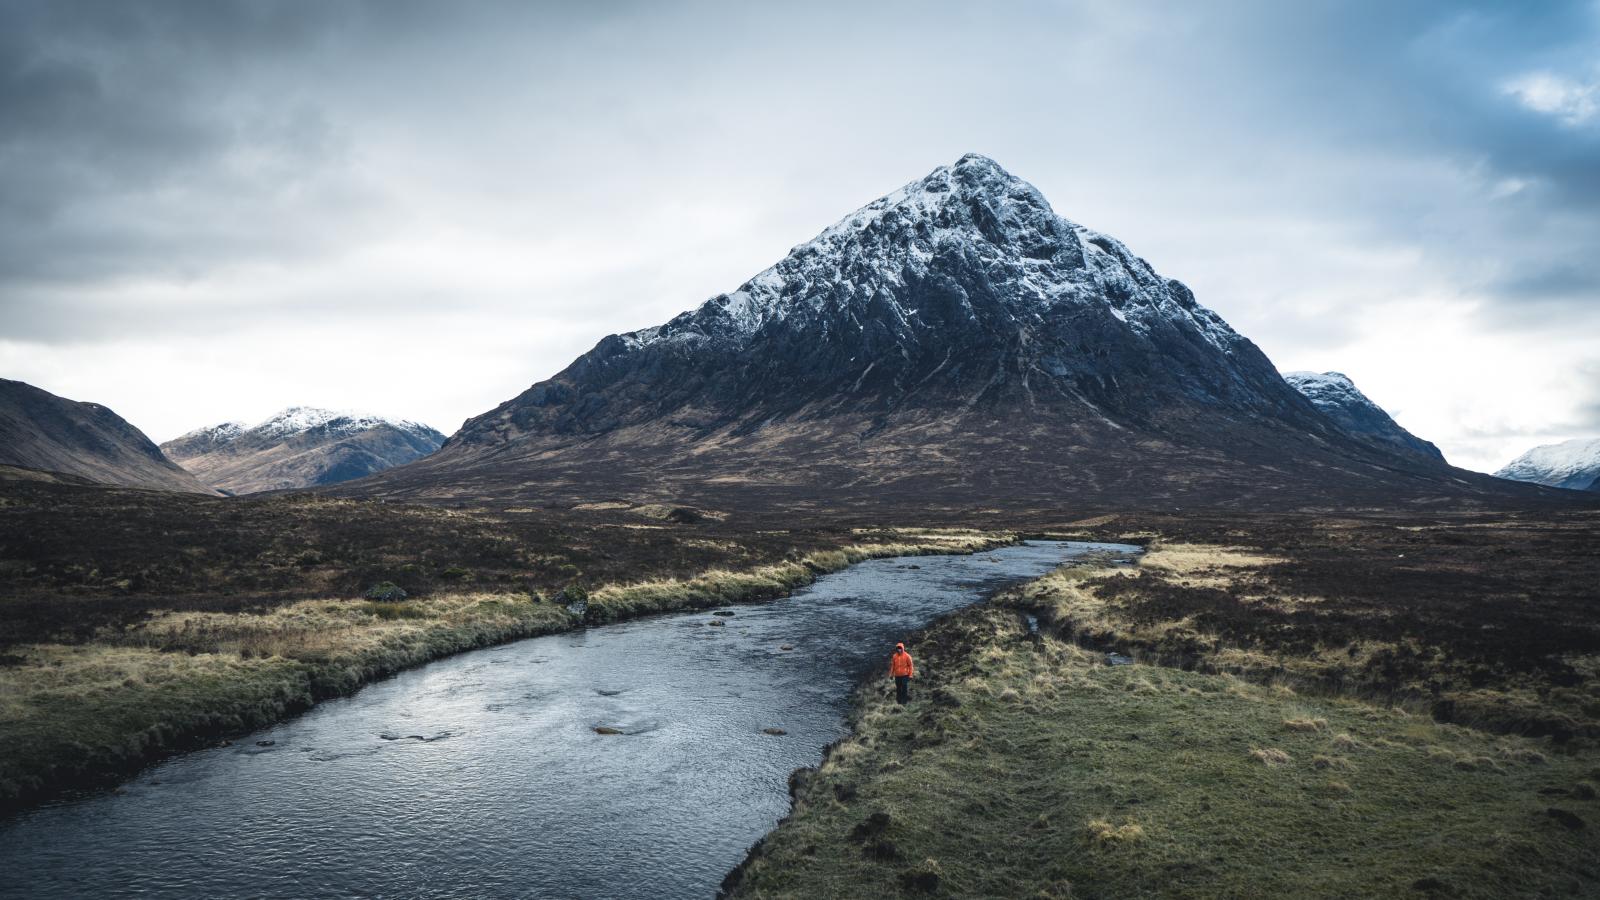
2;153;1597;897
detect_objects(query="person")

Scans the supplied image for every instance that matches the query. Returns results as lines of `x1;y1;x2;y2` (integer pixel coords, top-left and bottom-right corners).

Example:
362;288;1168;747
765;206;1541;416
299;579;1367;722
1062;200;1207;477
889;642;915;704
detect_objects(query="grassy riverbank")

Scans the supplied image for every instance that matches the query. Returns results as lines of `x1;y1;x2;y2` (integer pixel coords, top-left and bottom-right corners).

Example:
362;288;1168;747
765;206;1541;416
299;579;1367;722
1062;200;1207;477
0;475;1011;810
728;520;1600;898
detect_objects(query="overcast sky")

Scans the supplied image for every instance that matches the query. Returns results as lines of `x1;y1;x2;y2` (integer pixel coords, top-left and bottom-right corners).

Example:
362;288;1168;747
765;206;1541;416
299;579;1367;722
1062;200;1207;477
2;0;1597;472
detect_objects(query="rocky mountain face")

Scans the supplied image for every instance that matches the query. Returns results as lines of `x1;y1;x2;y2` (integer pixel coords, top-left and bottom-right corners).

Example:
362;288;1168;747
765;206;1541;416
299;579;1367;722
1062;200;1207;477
0;379;217;494
1283;372;1446;467
1495;438;1600;492
340;154;1561;515
163;407;444;495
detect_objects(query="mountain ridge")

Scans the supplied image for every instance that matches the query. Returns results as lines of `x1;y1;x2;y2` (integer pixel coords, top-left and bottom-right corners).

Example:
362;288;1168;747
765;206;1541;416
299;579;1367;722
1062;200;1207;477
163;407;444;495
1283;371;1446;467
336;154;1570;514
1495;437;1600;492
0;379;218;494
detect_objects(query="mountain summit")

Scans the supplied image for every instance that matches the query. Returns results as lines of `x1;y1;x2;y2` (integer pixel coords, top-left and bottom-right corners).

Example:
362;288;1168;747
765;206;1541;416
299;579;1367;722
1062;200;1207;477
163;407;443;495
344;154;1548;513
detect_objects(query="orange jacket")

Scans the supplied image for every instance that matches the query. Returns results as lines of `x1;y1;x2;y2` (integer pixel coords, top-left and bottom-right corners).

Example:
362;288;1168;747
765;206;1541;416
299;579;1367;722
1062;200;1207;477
890;648;915;677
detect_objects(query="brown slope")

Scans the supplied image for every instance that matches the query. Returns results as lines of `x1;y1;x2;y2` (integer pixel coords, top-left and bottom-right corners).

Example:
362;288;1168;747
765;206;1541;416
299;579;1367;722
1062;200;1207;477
0;379;217;495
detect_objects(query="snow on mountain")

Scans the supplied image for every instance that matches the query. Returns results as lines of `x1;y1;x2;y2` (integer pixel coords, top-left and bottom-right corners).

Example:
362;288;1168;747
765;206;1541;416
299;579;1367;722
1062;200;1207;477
618;153;1243;359
1495;438;1600;492
163;407;445;494
1283;371;1446;466
173;408;439;445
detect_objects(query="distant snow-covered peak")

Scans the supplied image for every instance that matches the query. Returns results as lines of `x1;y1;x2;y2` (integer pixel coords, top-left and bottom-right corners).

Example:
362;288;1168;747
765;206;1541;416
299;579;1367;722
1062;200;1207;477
169;407;439;447
1495;437;1600;491
252;406;439;439
179;421;247;440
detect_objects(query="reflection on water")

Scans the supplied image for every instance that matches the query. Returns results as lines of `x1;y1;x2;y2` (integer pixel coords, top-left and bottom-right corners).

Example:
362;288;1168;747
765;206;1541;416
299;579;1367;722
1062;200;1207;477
1;541;1136;899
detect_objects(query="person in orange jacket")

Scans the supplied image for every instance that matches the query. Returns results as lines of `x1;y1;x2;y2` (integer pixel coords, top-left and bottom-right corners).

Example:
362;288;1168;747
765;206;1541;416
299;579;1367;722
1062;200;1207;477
890;642;915;704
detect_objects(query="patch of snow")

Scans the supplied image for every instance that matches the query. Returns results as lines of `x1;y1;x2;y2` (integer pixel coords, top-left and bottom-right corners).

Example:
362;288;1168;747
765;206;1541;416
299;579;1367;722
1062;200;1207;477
248;407;438;440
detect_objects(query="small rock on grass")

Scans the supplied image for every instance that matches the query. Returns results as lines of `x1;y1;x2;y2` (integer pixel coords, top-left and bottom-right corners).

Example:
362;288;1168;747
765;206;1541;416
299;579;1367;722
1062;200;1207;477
1547;808;1585;830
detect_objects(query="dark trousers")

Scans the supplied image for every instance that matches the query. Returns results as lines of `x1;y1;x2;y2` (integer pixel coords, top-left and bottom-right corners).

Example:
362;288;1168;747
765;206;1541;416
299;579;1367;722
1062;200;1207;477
895;675;911;704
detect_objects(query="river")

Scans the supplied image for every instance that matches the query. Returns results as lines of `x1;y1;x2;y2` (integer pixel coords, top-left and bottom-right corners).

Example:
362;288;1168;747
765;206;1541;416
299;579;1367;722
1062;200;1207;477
2;540;1137;898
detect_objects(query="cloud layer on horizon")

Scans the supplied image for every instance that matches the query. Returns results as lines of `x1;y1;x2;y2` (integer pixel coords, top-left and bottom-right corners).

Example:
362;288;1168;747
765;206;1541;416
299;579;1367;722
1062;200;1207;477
2;0;1597;472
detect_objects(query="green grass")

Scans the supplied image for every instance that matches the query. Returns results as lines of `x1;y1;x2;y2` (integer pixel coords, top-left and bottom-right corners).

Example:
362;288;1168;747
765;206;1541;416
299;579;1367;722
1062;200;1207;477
729;606;1600;898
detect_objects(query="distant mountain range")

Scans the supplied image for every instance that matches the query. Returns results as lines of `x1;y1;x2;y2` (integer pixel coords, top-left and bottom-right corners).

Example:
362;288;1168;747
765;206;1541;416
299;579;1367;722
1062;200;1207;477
332;154;1558;514
162;407;444;495
1495;438;1600;492
0;379;216;494
1283;371;1445;467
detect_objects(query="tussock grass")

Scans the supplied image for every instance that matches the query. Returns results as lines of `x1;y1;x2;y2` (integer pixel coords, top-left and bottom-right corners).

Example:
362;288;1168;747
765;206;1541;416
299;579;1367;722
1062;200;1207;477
1250;747;1292;766
1002;535;1600;742
1283;716;1328;732
729;584;1600;899
1085;818;1146;849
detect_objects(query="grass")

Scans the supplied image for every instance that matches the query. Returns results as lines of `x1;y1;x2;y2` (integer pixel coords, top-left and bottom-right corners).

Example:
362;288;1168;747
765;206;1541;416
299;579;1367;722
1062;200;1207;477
727;603;1600;898
1010;533;1600;741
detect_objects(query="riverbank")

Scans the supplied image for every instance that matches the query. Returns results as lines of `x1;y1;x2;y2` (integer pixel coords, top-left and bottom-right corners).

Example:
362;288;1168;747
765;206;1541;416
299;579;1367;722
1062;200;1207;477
0;519;1010;812
727;526;1600;898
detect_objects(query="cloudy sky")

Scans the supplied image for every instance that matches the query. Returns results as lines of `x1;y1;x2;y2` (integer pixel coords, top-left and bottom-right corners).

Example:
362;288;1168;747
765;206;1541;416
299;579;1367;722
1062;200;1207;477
2;0;1597;472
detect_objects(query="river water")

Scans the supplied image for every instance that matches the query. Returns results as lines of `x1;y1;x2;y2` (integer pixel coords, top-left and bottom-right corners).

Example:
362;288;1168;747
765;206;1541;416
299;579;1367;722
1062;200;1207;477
4;540;1136;898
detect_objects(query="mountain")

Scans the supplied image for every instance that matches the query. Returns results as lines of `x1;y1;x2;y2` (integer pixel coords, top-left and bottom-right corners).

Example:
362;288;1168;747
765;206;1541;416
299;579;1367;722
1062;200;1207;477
162;407;445;495
338;154;1559;515
1495;438;1600;492
1283;371;1446;467
0;379;217;494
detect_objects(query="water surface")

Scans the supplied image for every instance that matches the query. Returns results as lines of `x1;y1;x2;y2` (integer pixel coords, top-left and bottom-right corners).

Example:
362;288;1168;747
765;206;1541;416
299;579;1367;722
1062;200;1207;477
4;540;1136;898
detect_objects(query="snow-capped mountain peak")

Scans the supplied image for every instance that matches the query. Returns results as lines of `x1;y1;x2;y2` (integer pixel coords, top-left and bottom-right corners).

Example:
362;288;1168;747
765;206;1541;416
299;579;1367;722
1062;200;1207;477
251;407;436;440
162;407;447;494
1495;437;1600;492
618;153;1240;358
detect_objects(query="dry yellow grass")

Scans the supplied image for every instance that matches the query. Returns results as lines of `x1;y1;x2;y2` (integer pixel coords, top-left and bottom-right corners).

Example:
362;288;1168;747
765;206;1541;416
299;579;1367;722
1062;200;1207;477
1085;818;1146;849
1250;747;1292;766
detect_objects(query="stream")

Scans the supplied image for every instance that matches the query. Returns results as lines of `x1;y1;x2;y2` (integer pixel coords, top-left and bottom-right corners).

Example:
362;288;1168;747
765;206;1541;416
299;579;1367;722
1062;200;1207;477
2;540;1137;898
